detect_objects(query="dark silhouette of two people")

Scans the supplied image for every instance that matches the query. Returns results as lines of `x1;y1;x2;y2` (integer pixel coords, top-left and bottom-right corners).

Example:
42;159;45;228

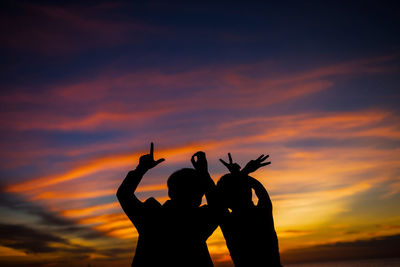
117;143;281;267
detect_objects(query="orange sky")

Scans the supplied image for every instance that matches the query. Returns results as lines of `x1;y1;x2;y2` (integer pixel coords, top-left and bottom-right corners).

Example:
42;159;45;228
1;1;400;266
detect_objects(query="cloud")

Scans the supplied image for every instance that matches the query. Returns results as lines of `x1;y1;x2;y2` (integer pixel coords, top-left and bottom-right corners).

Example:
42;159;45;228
278;229;314;238
61;202;120;218
0;54;397;172
33;183;166;201
0;191;110;241
0;2;157;55
77;213;136;239
1;54;396;133
3;106;399;246
0;56;398;176
1;109;175;132
4;142;222;194
0;32;399;263
0;190;137;266
216;109;400;143
0;223;69;253
281;234;400;264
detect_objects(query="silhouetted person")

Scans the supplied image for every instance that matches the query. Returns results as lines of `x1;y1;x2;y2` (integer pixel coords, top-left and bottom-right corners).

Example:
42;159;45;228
217;153;282;267
116;143;218;267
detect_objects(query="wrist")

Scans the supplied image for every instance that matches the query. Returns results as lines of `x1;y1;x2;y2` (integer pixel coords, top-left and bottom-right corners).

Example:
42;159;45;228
135;165;148;174
195;166;209;175
241;168;250;175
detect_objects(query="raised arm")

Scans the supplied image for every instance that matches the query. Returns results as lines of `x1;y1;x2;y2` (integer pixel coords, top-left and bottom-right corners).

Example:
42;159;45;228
219;153;241;174
219;153;270;176
116;143;165;223
191;151;224;236
242;154;272;208
241;154;270;175
191;151;216;204
219;153;272;208
248;177;272;209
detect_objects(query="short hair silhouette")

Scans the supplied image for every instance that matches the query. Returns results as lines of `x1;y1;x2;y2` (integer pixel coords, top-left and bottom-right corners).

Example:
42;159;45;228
217;173;253;209
167;168;206;207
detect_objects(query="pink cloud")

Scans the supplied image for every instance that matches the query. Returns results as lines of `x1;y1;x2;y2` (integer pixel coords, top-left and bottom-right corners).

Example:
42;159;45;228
1;54;396;138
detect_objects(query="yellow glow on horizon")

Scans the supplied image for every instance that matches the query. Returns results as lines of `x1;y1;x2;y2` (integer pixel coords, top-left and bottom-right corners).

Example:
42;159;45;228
0;246;27;257
3;107;399;264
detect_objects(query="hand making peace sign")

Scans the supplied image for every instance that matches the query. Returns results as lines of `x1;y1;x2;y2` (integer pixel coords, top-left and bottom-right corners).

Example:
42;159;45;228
219;153;241;174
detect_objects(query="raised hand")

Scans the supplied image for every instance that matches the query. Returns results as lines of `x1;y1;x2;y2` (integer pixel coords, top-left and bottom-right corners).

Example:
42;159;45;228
138;142;165;171
241;154;270;175
191;151;208;174
219;153;241;174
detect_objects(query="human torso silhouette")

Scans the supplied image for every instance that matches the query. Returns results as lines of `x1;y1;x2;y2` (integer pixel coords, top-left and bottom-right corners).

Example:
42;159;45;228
217;153;282;267
220;203;281;267
117;145;218;267
127;196;216;267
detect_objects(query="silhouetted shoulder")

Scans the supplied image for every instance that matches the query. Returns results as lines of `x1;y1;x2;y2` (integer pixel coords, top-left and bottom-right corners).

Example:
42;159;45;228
144;197;162;208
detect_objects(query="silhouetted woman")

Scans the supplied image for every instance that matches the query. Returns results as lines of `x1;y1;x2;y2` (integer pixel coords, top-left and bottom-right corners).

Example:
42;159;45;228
217;153;282;267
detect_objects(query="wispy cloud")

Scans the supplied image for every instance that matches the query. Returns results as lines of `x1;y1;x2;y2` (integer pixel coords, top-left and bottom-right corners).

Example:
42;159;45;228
2;1;399;265
3;103;399;255
0;2;157;55
281;234;400;264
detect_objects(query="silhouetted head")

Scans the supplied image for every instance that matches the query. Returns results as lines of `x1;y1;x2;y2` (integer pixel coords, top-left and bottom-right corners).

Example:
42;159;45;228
216;173;253;210
167;168;206;207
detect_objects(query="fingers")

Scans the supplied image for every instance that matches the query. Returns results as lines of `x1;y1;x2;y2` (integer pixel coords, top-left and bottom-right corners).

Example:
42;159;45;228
150;142;154;156
257;154;265;161
191;154;196;165
256;154;269;162
219;158;228;167
260;162;271;167
193;151;205;157
261;155;269;161
155;158;165;165
228;153;233;164
192;151;206;164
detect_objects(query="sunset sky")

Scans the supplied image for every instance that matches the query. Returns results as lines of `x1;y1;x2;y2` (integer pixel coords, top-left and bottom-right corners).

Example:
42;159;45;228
1;1;400;266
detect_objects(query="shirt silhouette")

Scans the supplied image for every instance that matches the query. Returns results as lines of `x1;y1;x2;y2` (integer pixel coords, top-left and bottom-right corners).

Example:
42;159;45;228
217;153;282;267
117;143;218;267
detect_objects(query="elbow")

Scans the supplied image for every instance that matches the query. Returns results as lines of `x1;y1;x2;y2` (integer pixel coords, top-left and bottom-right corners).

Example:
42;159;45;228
116;186;123;200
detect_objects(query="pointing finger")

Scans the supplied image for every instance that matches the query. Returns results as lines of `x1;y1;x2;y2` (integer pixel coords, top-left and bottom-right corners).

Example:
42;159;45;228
150;142;154;155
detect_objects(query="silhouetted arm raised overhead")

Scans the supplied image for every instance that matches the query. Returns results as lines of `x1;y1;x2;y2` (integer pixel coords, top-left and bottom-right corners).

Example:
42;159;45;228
191;151;217;205
249;177;272;209
219;152;241;174
116;143;165;225
191;151;221;236
241;154;271;175
241;154;272;208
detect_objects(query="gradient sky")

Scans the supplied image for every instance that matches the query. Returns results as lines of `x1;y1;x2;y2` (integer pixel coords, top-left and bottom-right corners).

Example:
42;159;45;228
1;1;400;266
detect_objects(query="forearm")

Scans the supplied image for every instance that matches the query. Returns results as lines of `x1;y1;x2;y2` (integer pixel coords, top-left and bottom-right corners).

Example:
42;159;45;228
203;172;217;205
249;177;272;209
202;171;229;227
116;167;147;205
